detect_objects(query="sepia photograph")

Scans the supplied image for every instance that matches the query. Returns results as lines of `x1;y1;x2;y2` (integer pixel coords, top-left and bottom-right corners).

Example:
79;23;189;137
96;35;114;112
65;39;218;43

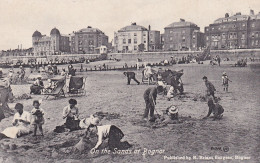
0;0;259;162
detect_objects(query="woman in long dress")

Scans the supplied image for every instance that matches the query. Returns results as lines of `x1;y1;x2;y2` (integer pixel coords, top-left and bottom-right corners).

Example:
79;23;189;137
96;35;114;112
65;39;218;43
0;103;31;139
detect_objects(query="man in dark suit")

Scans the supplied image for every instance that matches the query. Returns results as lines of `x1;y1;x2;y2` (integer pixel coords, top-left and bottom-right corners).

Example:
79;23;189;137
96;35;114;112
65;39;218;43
123;72;140;85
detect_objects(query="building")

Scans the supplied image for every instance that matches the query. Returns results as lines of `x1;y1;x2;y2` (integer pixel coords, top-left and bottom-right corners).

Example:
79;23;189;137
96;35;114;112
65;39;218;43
163;19;204;51
0;48;33;57
149;30;161;51
160;34;165;50
205;10;260;50
114;23;149;53
70;26;109;54
32;28;70;56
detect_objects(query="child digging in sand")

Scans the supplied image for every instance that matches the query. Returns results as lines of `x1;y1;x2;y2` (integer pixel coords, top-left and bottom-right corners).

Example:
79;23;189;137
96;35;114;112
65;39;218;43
31;100;44;136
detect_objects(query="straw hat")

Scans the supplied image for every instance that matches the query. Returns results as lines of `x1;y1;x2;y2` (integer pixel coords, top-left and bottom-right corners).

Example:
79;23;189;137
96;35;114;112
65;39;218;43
168;105;179;114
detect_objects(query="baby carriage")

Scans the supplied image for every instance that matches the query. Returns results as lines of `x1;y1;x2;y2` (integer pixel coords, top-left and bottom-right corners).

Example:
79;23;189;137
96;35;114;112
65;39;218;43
158;69;184;96
66;76;86;96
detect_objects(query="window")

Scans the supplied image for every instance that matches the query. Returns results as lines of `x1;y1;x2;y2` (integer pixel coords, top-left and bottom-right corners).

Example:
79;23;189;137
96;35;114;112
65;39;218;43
242;33;245;39
143;33;146;36
79;35;82;38
79;41;82;45
242;23;246;27
252;33;255;38
222;33;226;38
206;28;209;31
233;25;236;28
206;36;209;40
182;36;185;42
193;35;196;39
134;33;137;36
252;23;255;28
182;30;185;34
134;38;137;44
234;33;237;38
256;33;259;38
170;37;173;41
134;46;137;50
170;30;173;34
256;40;259;46
123;39;126;44
89;40;94;45
144;39;146;43
251;41;254;46
128;39;131;43
229;33;233;39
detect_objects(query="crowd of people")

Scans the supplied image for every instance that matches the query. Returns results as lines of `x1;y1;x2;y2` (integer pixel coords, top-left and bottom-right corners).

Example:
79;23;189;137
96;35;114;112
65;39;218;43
0;56;236;156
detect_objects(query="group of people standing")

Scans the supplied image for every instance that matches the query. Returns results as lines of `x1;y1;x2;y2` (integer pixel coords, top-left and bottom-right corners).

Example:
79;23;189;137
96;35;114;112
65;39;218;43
141;72;230;123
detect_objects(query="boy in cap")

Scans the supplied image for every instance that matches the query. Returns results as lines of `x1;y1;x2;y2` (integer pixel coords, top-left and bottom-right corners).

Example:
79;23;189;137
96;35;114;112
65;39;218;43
123;71;140;85
143;85;164;122
222;72;232;92
202;76;216;99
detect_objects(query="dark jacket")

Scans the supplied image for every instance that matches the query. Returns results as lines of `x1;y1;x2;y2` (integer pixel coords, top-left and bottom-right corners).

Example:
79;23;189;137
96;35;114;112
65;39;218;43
143;87;157;103
205;80;216;93
123;72;136;78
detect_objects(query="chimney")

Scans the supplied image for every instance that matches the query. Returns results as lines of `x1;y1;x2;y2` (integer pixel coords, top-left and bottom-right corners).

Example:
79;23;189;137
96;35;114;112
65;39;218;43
250;9;254;15
225;13;229;18
87;26;92;28
180;18;185;22
18;45;19;49
148;25;151;31
131;22;136;25
235;12;241;16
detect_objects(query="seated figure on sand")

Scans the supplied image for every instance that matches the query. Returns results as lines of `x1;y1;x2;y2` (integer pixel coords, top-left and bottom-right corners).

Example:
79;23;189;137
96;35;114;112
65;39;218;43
30;76;44;94
86;124;132;152
0;103;31;139
203;98;224;121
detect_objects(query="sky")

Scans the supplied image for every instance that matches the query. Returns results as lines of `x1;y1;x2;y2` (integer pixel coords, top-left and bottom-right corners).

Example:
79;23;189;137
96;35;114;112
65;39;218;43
0;0;259;50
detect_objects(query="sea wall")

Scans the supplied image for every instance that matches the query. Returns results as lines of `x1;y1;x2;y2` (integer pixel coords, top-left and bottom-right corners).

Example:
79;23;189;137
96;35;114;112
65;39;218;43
108;49;260;62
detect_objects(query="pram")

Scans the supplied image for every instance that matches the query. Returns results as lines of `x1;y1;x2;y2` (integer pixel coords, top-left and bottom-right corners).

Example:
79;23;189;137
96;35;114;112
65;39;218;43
44;76;66;99
158;69;184;95
66;76;86;96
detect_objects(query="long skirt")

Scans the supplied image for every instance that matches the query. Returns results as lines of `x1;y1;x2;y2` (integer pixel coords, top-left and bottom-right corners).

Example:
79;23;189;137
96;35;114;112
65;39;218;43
65;117;80;131
30;85;42;94
108;125;124;150
1;125;30;138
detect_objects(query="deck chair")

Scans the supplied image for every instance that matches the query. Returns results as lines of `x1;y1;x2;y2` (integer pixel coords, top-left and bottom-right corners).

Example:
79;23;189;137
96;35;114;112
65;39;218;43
67;76;86;96
141;69;157;85
45;76;66;99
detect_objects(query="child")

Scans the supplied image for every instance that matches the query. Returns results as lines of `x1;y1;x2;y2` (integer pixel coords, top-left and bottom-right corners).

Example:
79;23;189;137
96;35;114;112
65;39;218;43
222;72;232;92
203;99;224;121
44;79;54;93
31;100;44;136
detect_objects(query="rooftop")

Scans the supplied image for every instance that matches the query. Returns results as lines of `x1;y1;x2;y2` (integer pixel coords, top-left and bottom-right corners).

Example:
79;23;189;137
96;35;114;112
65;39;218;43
165;19;197;28
118;23;148;32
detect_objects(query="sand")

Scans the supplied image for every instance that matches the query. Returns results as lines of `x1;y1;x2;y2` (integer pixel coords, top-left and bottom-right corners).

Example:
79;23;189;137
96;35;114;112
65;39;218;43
0;61;259;163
